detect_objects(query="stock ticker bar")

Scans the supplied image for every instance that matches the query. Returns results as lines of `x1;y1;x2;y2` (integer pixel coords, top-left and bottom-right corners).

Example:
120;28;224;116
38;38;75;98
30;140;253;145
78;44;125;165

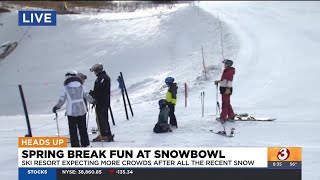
18;168;302;180
19;166;302;180
56;168;300;180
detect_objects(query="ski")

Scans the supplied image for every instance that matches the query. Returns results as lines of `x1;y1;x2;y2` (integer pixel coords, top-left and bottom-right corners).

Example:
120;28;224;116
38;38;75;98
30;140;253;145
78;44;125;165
90;140;135;143
234;113;276;121
90;134;135;143
234;116;276;121
215;114;276;122
210;128;235;138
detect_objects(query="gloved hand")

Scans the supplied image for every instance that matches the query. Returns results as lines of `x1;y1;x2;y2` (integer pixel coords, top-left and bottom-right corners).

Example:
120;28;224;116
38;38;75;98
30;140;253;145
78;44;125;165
224;88;231;95
214;80;220;85
91;99;97;105
52;106;59;113
89;90;95;97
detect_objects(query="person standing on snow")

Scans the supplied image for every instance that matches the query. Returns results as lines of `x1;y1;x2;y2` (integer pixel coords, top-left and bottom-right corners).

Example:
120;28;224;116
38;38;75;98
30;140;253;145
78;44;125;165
89;63;113;142
214;59;235;123
52;71;95;147
165;77;178;128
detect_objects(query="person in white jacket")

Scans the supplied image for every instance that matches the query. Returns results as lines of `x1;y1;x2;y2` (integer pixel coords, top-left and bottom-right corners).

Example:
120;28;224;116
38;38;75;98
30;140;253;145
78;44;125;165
53;71;95;147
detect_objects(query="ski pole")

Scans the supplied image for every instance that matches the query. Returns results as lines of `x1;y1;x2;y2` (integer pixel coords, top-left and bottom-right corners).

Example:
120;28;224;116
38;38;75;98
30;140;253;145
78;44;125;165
216;84;221;116
200;92;203;117
216;84;226;131
94;107;104;147
120;72;134;117
203;91;205;117
222;122;226;132
86;103;90;129
118;76;129;120
201;92;204;117
109;106;115;125
54;112;60;137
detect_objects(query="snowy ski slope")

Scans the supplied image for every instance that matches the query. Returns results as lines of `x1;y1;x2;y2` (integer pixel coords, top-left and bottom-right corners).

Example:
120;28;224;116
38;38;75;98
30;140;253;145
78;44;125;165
0;2;319;179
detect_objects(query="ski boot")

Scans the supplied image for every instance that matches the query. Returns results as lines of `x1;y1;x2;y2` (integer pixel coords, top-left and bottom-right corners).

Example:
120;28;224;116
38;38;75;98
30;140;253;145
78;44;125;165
230;128;235;137
92;134;114;142
103;134;114;142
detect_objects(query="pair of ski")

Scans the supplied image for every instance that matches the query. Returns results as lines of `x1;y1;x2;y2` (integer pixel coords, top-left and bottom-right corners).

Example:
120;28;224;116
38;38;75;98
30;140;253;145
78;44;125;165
210;120;235;138
211;84;235;138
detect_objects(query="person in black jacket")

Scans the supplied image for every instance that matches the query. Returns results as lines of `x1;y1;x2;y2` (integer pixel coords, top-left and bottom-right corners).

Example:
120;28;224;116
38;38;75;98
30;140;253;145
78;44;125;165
89;63;113;142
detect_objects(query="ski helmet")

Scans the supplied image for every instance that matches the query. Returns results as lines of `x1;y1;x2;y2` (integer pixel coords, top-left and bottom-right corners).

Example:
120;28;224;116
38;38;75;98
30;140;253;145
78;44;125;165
90;63;103;73
165;77;174;85
65;70;77;78
222;59;233;66
158;99;168;108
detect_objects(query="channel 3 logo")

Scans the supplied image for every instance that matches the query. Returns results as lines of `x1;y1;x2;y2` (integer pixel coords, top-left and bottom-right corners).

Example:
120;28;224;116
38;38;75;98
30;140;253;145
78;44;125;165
277;148;290;160
268;147;301;162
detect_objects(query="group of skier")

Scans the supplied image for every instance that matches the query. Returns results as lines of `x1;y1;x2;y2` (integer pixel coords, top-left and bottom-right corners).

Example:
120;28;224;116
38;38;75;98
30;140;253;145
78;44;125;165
153;59;235;133
53;58;235;146
52;63;114;147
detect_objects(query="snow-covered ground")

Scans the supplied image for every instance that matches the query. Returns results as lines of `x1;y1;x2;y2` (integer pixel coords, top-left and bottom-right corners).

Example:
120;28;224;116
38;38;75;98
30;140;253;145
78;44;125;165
0;2;319;179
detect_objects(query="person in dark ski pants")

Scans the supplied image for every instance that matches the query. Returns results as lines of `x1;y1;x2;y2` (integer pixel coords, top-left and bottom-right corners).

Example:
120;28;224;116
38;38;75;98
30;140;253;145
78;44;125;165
153;99;172;133
165;77;178;128
89;63;113;142
52;71;95;147
215;59;236;123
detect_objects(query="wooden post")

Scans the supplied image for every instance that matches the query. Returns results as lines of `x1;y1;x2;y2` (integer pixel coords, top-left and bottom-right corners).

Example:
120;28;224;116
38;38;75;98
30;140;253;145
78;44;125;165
197;0;200;16
201;45;207;80
185;83;187;107
217;13;225;59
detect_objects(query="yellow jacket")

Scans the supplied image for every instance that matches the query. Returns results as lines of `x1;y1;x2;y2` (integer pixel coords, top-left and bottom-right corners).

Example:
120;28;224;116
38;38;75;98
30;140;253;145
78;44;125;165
166;83;178;105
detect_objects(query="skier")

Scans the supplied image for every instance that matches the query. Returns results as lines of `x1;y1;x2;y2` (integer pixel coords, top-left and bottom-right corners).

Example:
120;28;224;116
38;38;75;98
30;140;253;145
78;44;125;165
89;63;114;142
165;77;178;128
52;70;95;147
214;59;236;123
153;99;172;133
